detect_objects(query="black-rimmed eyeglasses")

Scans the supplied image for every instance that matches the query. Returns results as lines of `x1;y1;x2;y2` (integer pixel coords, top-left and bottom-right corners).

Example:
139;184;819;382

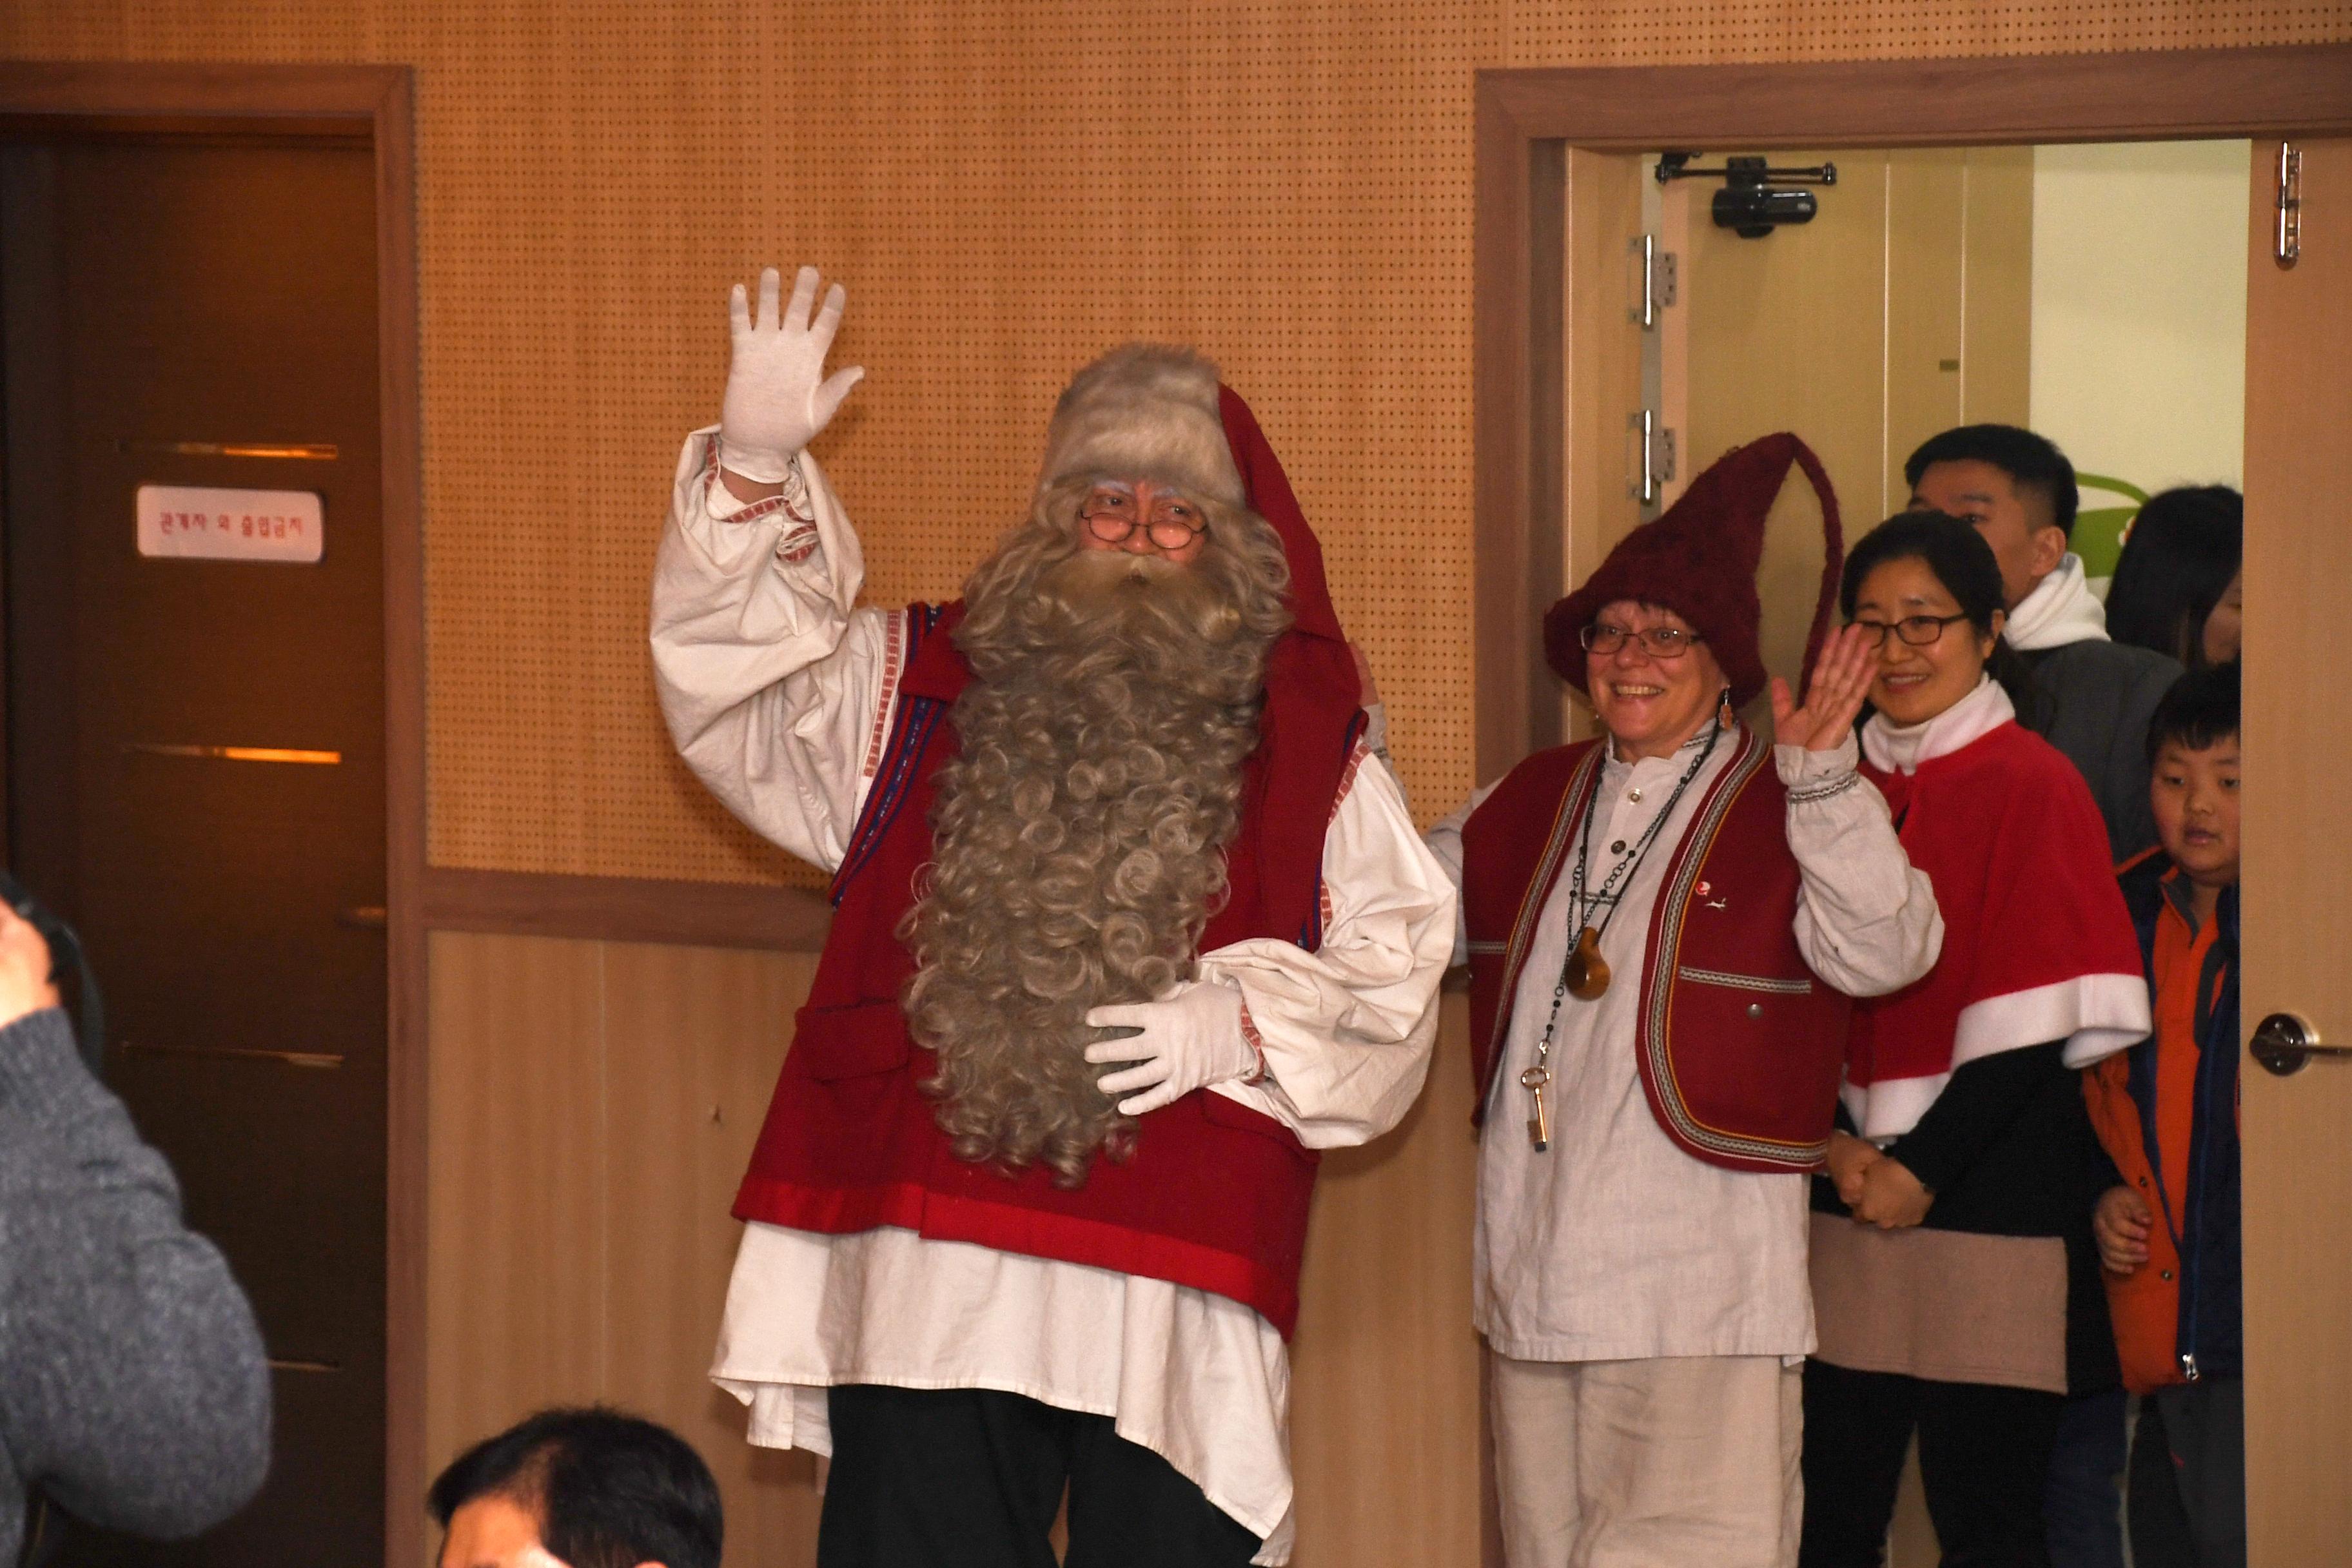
1850;612;1974;647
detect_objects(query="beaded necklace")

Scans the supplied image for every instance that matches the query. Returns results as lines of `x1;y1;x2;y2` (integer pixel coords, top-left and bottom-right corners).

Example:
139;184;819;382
1519;720;1724;1151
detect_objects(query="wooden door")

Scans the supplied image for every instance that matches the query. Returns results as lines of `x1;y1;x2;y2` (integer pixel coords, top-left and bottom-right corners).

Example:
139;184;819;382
2239;135;2352;1564
1672;147;2032;694
0;133;386;1563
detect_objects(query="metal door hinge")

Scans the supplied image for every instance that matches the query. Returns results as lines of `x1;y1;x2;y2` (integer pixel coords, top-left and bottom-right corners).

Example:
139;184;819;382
1628;410;1677;505
1628;235;1678;328
2277;142;2302;269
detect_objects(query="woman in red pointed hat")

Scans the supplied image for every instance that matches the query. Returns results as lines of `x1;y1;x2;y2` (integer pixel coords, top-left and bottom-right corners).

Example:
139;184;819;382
651;268;1456;1566
1426;434;1945;1564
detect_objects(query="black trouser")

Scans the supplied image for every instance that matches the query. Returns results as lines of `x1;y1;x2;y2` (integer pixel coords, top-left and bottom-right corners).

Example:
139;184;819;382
2126;1380;2246;1568
818;1384;1262;1568
1799;1358;2066;1568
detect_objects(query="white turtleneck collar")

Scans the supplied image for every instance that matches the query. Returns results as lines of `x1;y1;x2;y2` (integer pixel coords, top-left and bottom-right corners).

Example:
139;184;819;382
1861;675;2015;774
2004;553;2109;652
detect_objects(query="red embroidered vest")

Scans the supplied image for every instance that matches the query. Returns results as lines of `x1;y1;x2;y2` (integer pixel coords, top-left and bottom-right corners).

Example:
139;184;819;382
731;602;1361;1337
1460;725;1850;1173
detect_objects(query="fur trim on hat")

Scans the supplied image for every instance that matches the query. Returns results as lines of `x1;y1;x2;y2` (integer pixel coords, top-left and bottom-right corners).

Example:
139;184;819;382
1039;344;1245;506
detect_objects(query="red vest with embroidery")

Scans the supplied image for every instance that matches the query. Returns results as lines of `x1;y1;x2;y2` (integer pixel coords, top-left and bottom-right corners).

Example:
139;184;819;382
732;602;1362;1337
1460;725;1850;1173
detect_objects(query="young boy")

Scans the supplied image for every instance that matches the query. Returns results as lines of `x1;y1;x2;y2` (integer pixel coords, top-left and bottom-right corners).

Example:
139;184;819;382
2084;663;2243;1568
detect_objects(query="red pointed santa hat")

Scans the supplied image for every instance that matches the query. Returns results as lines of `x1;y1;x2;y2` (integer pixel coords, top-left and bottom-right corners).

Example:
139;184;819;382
1544;431;1843;707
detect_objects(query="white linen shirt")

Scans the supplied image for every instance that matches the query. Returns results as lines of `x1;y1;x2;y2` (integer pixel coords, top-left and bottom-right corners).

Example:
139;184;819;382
1426;727;1942;1364
650;429;1456;1563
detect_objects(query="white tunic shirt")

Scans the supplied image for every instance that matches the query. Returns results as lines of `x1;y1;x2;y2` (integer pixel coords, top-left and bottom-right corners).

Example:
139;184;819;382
649;429;1457;1562
1426;729;1943;1364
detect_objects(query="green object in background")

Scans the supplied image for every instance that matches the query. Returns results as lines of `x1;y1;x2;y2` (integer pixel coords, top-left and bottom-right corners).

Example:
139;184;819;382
2073;471;2151;583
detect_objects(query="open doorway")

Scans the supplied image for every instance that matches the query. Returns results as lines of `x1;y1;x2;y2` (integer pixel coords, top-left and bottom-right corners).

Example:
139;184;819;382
1651;138;2248;723
1473;44;2352;1568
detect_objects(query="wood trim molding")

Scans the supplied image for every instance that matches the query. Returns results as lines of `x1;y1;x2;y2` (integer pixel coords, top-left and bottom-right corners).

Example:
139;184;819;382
1482;42;2352;150
420;868;834;953
0;61;427;1568
1473;39;2352;774
0;61;399;119
1471;41;2352;1568
369;67;429;1568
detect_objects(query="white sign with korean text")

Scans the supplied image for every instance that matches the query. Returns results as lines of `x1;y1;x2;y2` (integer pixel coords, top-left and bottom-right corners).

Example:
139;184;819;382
136;484;323;564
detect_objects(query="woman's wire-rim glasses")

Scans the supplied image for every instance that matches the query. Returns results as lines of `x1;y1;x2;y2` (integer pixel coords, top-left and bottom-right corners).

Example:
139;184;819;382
1580;623;1706;659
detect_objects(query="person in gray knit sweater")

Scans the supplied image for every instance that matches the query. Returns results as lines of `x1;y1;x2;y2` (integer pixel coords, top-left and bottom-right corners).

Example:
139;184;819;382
0;901;271;1558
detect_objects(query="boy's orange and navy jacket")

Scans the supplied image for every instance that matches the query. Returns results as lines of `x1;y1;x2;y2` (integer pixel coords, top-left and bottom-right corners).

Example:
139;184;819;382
2083;848;2242;1394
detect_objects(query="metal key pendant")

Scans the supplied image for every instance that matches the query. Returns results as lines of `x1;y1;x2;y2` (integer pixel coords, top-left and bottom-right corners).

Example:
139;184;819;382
1520;1064;1553;1152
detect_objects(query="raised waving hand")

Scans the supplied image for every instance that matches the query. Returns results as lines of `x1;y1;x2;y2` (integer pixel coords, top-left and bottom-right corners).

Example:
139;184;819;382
1771;622;1876;753
718;264;865;483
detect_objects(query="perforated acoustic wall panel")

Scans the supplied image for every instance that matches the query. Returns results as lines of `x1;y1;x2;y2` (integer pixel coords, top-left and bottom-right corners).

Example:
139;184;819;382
4;3;2345;886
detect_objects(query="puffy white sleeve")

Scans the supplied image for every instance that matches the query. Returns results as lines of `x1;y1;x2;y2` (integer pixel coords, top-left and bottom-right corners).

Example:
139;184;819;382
1778;736;1945;998
1198;743;1460;1150
649;426;896;874
1420;783;1496;969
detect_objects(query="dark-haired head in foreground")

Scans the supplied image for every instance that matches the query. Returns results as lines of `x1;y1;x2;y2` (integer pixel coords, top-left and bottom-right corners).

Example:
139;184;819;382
429;1407;721;1568
1905;424;2079;612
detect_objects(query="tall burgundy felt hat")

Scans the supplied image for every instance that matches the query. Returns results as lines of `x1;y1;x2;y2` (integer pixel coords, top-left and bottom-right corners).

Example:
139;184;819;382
1543;431;1843;708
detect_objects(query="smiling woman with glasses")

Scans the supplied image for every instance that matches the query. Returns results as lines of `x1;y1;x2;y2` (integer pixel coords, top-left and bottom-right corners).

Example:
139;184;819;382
1424;432;1946;1567
1801;507;2151;1568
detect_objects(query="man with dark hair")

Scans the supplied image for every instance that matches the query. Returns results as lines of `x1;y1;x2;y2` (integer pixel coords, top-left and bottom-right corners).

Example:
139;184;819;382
429;1407;721;1568
1908;424;2180;862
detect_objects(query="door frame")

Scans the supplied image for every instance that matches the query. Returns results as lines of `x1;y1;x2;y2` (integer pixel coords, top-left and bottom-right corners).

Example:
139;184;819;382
0;61;425;1568
1473;39;2352;1567
1473;39;2352;778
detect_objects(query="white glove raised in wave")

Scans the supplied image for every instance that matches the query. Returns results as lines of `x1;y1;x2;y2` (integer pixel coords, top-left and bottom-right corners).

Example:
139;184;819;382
717;264;865;483
1083;979;1260;1117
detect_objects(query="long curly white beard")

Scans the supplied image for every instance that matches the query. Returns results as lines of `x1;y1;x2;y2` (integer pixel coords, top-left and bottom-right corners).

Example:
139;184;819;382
901;498;1291;1186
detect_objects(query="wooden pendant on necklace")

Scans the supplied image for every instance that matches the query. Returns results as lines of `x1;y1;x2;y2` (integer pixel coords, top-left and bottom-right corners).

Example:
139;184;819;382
1565;925;1611;1001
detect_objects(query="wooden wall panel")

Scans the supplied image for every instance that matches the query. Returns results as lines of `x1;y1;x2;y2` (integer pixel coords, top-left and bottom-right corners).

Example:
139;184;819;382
1288;995;1480;1564
425;931;823;1566
425;934;1475;1565
2;3;2340;886
600;941;824;1562
424;932;607;1487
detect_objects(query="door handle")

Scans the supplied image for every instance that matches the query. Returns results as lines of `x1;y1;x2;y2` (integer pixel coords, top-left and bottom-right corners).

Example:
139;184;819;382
2249;1012;2352;1077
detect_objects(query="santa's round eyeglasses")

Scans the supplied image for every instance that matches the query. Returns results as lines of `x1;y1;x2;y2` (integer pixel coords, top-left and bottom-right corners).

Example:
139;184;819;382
1079;489;1210;550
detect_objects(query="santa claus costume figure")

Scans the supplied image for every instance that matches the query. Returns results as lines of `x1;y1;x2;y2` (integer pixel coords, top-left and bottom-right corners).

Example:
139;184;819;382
650;267;1455;1567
